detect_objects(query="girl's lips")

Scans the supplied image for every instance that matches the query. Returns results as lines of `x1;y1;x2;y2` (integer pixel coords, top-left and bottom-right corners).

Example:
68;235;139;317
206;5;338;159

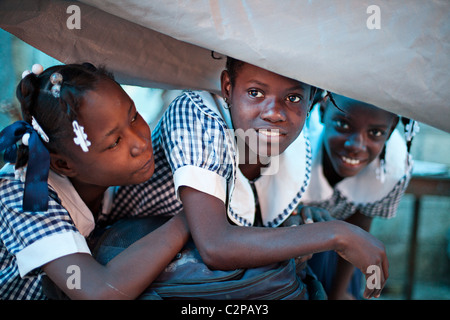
258;129;283;137
257;127;288;136
342;155;360;165
339;155;367;167
256;129;287;145
136;154;154;173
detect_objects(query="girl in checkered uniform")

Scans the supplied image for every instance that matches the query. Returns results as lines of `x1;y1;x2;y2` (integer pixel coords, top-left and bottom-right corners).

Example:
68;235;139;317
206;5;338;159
151;57;393;299
298;91;415;299
0;63;189;300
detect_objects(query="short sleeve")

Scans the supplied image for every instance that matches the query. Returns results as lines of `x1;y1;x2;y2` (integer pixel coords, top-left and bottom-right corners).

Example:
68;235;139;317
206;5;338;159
0;178;90;278
158;91;235;203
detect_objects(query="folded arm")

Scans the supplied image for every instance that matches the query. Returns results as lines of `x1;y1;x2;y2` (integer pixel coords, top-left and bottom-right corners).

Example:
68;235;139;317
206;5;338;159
180;186;388;299
43;213;189;300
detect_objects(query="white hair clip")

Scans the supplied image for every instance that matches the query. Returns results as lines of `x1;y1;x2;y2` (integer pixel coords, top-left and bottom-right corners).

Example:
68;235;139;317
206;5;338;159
72;120;91;152
22;64;44;79
405;120;420;142
31;116;50;142
14;166;27;183
50;72;63;98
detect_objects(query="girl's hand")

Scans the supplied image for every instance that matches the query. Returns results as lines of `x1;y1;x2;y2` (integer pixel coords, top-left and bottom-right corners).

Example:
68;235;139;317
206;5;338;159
299;205;333;224
283;206;333;227
333;221;389;299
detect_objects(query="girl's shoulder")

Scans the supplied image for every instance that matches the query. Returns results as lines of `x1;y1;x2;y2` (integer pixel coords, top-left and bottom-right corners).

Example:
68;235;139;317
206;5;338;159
170;90;229;124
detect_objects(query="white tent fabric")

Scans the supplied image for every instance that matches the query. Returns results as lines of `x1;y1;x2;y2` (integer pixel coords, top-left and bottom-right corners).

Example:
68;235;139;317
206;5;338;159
1;0;449;132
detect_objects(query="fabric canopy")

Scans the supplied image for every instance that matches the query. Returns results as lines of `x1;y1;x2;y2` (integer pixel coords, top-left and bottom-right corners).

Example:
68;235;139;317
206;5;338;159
1;0;449;132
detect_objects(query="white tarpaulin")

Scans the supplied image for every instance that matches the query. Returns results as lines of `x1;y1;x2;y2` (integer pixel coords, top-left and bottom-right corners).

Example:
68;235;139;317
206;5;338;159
1;0;449;132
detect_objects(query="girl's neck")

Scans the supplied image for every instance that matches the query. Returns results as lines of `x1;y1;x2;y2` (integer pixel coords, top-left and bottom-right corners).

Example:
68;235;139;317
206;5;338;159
321;144;344;187
70;179;108;218
238;144;269;181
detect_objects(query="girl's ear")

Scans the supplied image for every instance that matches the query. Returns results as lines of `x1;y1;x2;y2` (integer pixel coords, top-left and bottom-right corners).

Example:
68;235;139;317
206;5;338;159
50;153;77;177
220;70;232;100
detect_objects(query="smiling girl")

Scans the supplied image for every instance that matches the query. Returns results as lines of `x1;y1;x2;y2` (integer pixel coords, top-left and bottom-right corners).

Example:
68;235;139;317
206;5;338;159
0;63;189;300
136;57;393;299
302;92;414;299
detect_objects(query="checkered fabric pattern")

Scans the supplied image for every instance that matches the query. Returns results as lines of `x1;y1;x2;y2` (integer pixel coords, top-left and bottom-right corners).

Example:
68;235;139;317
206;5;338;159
304;174;411;220
157;91;235;184
105;139;183;225
154;90;312;228
0;171;78;300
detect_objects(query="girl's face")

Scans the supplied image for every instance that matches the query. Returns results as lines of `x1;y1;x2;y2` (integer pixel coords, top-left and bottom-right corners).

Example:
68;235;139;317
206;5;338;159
60;78;154;187
320;95;398;179
221;62;313;157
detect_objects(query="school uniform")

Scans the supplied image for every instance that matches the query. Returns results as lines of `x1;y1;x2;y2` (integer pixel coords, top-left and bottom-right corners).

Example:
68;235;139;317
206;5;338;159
0;152;180;300
154;90;312;227
301;111;412;298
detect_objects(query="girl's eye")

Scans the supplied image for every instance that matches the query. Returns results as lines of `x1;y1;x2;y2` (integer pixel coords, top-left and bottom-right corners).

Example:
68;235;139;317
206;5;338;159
248;89;264;98
286;95;302;103
109;137;121;149
370;129;385;137
334;119;349;130
131;111;139;123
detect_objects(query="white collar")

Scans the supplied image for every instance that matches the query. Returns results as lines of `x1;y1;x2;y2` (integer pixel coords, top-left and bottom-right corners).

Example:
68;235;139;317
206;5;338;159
303;122;410;205
48;170;114;237
1;164;114;237
194;91;311;227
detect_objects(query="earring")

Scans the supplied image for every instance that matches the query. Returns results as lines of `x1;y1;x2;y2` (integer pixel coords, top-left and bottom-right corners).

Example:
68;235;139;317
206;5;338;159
224;97;231;109
375;144;386;183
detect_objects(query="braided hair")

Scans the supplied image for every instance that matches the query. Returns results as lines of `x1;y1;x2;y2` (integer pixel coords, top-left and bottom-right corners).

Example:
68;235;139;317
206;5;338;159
15;63;114;169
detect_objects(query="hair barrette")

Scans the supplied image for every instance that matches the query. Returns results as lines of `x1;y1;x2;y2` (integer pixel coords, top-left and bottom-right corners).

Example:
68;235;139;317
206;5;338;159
72;120;91;152
22;63;44;79
50;72;63;98
31;116;50;143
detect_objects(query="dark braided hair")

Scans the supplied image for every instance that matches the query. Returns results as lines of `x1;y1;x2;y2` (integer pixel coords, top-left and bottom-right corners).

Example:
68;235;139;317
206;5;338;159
15;63;115;168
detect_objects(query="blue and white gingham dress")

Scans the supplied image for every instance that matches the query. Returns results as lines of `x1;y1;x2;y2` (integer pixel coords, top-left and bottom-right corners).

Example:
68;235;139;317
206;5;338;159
301;109;412;220
155;90;312;227
0;145;182;300
0;165;88;300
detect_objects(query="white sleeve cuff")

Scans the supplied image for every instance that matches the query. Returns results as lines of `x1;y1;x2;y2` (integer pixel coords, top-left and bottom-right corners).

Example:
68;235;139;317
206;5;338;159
16;231;91;278
173;165;227;203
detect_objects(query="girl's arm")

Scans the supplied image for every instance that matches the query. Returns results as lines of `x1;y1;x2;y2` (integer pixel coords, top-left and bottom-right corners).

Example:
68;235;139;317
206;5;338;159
328;211;373;300
42;213;189;300
180;186;388;299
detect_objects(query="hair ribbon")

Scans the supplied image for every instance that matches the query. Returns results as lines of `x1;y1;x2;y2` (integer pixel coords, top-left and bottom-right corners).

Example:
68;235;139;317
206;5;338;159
0;121;50;211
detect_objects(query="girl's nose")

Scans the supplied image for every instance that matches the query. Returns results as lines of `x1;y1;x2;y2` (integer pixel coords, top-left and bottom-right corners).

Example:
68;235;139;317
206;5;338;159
130;130;148;157
344;132;366;153
261;98;286;123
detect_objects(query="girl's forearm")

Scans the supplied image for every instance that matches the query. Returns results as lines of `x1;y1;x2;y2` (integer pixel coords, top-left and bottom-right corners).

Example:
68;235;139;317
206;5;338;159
101;214;189;298
196;219;346;270
44;214;189;300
